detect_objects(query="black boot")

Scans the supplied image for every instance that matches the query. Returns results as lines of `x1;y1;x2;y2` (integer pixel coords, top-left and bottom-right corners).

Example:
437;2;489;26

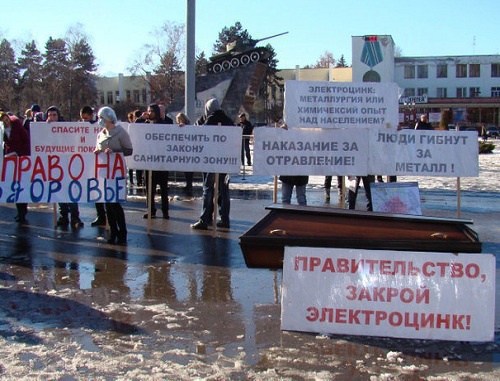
91;216;106;226
116;231;127;245
107;229;118;244
57;215;69;226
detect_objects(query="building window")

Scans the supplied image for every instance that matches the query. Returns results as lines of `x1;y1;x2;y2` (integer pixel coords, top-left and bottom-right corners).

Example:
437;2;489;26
403;88;415;97
437;64;447;78
456;64;467;78
142;89;147;103
133;90;140;103
404;65;415;79
417;88;428;96
115;90;120;103
456;87;467;97
491;87;500;97
437;88;447;98
469;64;480;77
417;65;428;79
99;91;104;105
107;91;113;104
126;90;131;101
469;87;481;97
491;63;500;77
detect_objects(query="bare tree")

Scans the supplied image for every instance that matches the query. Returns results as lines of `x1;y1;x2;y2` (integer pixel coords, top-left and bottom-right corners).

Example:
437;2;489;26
394;45;403;58
315;51;336;68
128;21;185;106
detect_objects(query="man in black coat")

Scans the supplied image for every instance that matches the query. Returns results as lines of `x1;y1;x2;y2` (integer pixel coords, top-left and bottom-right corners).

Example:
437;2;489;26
414;114;434;130
191;98;234;230
238;113;253;166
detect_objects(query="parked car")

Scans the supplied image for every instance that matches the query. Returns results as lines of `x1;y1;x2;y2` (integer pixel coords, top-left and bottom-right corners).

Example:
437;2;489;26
465;127;480;136
485;126;499;139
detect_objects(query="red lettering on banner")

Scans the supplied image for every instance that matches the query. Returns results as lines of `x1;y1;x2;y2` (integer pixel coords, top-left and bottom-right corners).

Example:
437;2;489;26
112;153;126;178
31;156;47;182
48;155;64;181
94;153;126;178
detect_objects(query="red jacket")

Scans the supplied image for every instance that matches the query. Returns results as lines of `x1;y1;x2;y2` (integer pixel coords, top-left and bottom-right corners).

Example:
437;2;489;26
4;115;30;156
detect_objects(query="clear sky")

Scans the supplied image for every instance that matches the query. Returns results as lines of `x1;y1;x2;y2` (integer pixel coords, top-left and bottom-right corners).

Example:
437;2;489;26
2;0;498;77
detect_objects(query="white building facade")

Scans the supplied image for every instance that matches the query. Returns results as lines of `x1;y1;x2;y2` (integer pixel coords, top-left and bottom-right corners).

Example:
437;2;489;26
96;34;500;126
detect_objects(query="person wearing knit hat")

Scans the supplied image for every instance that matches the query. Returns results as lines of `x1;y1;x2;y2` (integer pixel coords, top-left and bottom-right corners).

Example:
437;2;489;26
22;104;42;133
191;98;234;230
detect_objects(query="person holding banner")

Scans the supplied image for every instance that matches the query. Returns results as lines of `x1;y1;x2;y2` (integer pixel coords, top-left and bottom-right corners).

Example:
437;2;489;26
324;176;343;201
94;106;133;245
46;106;85;228
175;112;194;194
191;98;234;230
347;175;375;211
279;176;309;206
1;112;31;223
80;106;107;227
141;104;170;219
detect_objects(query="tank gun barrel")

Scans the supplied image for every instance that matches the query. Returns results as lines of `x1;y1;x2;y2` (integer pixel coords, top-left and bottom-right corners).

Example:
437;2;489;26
254;31;289;44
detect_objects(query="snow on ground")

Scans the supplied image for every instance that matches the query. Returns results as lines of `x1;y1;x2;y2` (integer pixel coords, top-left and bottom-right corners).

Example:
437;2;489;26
0;142;498;380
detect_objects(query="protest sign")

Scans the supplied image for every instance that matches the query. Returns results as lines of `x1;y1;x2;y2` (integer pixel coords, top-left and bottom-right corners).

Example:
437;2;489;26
371;182;422;215
253;127;369;176
0;153;127;203
282;247;495;341
30;121;101;154
368;129;479;177
284;80;399;129
126;124;242;173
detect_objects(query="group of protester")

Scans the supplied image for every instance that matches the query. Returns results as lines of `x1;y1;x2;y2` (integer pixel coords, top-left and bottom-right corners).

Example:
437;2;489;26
4;97;396;243
2;98;258;244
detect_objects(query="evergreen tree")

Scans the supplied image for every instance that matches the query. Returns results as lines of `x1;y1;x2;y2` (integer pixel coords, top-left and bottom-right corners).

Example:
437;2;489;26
212;22;251;54
213;22;283;123
67;38;98;119
18;40;43;109
335;54;349;68
195;51;208;76
42;37;69;114
152;51;183;104
0;39;20;111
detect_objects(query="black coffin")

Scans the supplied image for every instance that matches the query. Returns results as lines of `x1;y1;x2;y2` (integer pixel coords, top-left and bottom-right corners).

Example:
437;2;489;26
239;204;482;269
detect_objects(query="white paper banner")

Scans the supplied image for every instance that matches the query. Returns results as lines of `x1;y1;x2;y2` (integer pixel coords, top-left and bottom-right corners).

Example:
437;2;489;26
126;124;242;173
282;247;495;341
284;80;399;129
0;153;127;203
30;121;102;154
253;127;369;176
368;129;479;177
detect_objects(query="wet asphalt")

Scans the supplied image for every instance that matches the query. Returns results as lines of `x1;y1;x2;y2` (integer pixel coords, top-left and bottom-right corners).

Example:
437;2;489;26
0;181;499;379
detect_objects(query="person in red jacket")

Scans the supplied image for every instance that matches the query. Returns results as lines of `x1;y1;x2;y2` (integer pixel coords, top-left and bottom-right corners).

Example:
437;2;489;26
1;111;31;222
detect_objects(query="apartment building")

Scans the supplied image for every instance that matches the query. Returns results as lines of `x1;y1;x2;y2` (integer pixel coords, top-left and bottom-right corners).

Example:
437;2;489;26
96;35;500;126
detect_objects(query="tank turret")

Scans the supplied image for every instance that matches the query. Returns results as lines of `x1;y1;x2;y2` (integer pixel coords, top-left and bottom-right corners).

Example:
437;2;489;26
208;32;288;74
